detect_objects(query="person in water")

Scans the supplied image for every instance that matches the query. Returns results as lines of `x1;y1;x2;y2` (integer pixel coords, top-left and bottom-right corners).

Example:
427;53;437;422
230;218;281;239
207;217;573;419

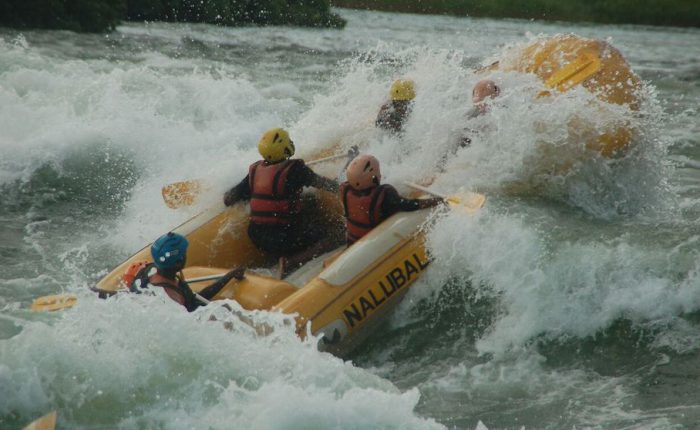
223;127;339;277
124;232;244;312
450;79;503;156
469;79;501;118
375;79;415;133
340;154;443;245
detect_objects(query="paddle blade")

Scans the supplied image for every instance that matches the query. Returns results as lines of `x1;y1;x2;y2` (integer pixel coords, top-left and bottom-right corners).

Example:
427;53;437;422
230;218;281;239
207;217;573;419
23;411;57;430
447;192;487;214
538;51;601;97
31;294;77;312
161;180;202;209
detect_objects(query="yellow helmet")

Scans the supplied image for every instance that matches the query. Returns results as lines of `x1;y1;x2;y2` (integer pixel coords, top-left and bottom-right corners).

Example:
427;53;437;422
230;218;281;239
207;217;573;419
258;128;295;163
390;79;416;101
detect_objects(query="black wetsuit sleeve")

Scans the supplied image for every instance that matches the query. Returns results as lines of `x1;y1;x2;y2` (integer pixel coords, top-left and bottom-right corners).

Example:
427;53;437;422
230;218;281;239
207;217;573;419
291;161;339;193
224;175;251;206
179;282;202;312
197;268;244;301
381;185;422;215
380;185;443;218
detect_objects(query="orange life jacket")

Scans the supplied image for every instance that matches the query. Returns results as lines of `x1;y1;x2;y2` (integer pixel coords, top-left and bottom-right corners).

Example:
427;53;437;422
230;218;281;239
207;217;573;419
248;159;302;226
340;183;389;244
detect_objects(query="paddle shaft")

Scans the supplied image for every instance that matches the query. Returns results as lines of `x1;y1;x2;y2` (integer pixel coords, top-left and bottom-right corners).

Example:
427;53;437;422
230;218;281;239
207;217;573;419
306;152;349;166
188;274;220;303
184;269;245;304
187;273;227;283
31;270;232;312
195;293;211;305
404;182;447;199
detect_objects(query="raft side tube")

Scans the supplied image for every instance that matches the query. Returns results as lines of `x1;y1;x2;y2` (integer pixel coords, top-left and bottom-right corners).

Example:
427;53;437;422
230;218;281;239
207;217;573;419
275;210;433;355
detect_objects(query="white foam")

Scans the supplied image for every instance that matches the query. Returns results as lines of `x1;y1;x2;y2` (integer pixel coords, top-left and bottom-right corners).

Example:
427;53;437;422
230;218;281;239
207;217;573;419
0;294;442;429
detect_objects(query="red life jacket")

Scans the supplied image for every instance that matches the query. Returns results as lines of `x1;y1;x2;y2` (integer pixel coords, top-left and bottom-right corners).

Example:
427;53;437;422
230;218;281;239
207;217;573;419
148;272;187;306
340;183;389;244
125;263;192;308
248;159;302;226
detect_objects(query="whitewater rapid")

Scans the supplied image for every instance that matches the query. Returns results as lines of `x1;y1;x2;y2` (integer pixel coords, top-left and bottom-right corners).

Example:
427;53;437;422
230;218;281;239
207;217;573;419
2;8;700;430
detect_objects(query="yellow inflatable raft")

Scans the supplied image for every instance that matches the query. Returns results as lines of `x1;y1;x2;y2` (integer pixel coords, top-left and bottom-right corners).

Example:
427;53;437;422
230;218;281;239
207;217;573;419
490;34;641;157
95;176;456;355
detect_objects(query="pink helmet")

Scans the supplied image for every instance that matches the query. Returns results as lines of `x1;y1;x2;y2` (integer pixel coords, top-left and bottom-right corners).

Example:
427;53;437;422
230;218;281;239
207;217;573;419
346;154;381;190
472;79;500;104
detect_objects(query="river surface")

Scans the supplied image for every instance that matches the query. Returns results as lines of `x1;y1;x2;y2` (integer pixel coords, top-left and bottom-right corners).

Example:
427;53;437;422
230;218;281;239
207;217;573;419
2;8;700;430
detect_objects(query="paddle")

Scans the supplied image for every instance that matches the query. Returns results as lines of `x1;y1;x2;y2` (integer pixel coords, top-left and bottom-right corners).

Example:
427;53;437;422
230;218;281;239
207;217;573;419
404;182;486;214
538;51;601;97
161;180;202;209
30;294;78;312
162;151;356;209
30;271;232;312
23;411;56;430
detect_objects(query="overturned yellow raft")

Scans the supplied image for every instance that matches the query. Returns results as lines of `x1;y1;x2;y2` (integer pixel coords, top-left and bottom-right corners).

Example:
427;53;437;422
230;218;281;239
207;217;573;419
489;34;642;157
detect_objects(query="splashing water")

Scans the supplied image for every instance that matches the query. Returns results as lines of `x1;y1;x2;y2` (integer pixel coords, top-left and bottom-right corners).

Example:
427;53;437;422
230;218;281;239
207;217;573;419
2;9;700;430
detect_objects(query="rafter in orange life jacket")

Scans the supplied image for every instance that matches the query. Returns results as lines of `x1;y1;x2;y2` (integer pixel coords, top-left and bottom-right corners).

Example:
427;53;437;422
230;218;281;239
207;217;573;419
341;183;390;244
248;159;302;226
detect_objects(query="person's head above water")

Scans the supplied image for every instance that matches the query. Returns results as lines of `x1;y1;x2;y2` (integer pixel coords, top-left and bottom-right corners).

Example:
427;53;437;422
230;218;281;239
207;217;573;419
258;127;295;163
390;79;416;102
472;79;500;104
151;232;188;271
346;154;381;191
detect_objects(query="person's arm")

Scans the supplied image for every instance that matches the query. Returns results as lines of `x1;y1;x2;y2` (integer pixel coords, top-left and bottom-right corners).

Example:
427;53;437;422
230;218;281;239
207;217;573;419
197;268;245;301
382;185;443;215
342;145;360;172
182;287;202;312
178;268;244;312
223;175;251;206
296;162;339;193
416;197;444;209
309;173;339;193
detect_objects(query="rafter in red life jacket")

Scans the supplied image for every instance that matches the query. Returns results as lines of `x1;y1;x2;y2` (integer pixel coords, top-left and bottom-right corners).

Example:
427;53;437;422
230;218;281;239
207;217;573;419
341;183;389;244
248;159;302;226
123;262;195;309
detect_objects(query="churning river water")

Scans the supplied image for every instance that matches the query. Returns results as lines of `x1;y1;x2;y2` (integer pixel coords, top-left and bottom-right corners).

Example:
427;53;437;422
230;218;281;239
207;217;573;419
1;7;700;430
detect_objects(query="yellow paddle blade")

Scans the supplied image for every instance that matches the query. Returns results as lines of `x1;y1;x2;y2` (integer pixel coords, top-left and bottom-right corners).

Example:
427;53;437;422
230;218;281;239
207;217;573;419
447;192;487;214
23;411;57;430
161;180;202;209
31;294;77;312
538;51;601;97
